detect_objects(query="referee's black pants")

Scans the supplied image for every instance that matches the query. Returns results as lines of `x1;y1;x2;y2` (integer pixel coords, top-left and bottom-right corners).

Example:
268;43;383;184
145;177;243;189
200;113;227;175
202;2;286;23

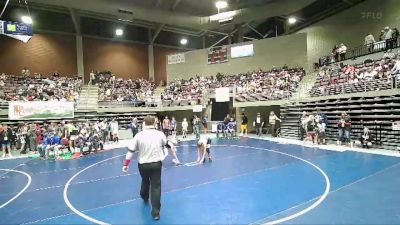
138;161;162;216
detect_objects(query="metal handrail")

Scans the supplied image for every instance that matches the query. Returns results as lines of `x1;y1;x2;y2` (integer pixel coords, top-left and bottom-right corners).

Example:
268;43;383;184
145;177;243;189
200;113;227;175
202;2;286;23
319;37;400;66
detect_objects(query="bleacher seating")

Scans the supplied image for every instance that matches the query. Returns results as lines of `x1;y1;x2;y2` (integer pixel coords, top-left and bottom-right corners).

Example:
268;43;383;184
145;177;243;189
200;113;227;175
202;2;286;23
280;95;400;150
0;74;82;101
310;55;399;97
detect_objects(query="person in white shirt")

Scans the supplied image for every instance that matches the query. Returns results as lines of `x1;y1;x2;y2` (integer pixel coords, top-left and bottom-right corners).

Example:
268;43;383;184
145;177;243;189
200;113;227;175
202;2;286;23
338;43;347;61
181;118;188;138
316;119;326;145
89;70;95;85
391;57;400;75
110;119;119;143
269;111;282;137
364;33;375;53
123;115;167;220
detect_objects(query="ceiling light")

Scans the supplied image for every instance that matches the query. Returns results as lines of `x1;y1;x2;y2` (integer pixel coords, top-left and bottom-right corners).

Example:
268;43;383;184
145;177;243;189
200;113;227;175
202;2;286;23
21;16;32;24
288;17;297;24
115;28;124;36
215;1;228;9
180;38;188;45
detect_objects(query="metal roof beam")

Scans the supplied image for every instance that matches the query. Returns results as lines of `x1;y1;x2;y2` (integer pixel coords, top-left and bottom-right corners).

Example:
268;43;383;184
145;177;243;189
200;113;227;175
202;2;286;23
151;23;165;43
171;0;181;11
69;8;81;34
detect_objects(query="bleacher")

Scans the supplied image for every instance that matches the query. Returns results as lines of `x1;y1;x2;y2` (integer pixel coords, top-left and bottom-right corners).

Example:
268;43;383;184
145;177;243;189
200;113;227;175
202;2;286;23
310;78;395;96
280;95;400;150
310;56;398;97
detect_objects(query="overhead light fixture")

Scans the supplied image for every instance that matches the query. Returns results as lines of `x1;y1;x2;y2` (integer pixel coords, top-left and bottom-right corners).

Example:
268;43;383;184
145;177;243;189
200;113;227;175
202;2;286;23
180;38;188;45
21;15;32;24
210;11;236;22
115;28;124;36
215;1;228;9
288;17;297;24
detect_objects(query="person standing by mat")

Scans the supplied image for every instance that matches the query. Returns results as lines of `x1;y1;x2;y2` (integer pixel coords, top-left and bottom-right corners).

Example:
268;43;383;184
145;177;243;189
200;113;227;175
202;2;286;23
122;115;167;220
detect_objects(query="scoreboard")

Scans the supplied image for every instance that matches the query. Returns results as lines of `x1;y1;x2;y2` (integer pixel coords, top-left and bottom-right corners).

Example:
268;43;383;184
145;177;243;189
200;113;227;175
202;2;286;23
207;46;228;64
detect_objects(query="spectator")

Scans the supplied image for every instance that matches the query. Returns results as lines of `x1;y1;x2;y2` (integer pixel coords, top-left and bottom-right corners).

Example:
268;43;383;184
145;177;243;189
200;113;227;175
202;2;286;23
337;112;352;147
38;132;62;159
253;113;264;137
170;117;177;136
364;33;376;53
306;115;317;144
379;30;385;41
358;127;373;148
193;115;201;139
162;116;171;136
110;119;119;143
338;43;347;61
268;111;281;137
332;45;339;62
316;120;326;145
27;124;38;152
391;56;400;75
21;67;30;77
182;118;188;138
0;125;13;158
383;26;394;50
392;27;399;48
299;111;307;141
130;118;139;138
240;113;248;137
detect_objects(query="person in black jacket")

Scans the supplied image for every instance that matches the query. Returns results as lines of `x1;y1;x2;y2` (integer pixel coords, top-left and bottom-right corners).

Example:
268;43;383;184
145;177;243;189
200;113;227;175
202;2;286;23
0;125;13;158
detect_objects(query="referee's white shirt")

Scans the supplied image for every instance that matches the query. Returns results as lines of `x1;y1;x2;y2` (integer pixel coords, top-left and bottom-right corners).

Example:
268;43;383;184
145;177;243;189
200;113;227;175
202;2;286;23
128;128;167;164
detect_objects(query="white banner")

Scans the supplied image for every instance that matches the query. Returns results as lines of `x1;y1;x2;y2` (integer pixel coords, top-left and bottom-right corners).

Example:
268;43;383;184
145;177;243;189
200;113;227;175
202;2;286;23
215;87;230;102
168;53;185;65
9;101;74;120
193;105;203;112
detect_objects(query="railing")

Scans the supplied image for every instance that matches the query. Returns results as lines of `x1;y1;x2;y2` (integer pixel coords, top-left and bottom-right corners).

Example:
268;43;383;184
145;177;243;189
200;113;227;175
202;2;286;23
319;37;400;66
98;99;159;108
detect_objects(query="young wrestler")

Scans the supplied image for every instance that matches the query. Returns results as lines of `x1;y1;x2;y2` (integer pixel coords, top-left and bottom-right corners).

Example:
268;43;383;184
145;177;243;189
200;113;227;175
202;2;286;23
197;137;212;164
165;135;181;165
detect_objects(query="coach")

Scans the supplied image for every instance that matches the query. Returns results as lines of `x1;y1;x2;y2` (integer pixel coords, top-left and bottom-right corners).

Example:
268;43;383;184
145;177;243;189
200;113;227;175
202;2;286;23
122;115;167;220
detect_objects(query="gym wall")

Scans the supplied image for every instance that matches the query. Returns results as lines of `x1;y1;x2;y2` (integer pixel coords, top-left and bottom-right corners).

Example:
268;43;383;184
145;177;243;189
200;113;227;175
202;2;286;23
166;33;308;81
0;34;77;77
83;37;149;81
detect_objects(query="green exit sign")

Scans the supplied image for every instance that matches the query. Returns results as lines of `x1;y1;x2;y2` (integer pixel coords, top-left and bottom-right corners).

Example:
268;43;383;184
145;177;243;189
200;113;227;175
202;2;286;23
7;24;16;32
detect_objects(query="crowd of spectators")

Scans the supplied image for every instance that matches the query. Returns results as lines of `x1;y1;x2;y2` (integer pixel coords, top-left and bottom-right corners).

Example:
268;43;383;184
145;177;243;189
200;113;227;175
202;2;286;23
0;68;82;102
312;51;400;96
163;66;305;104
235;67;305;101
0;119;120;159
93;71;156;102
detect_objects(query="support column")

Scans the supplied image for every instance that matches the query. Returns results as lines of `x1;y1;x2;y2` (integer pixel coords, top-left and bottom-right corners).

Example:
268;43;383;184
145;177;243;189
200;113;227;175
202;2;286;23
76;35;84;81
202;35;206;49
148;44;155;82
235;24;244;43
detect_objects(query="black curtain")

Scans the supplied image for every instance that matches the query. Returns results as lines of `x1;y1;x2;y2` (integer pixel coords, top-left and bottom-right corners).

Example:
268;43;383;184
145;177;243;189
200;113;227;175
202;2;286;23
211;98;232;121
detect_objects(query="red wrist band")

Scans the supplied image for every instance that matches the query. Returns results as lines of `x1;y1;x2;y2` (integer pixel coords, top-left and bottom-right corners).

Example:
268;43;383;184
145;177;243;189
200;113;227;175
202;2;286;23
123;159;131;166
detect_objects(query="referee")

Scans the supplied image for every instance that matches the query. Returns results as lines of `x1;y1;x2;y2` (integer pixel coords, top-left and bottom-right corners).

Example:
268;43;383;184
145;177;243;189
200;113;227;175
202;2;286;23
122;115;167;220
